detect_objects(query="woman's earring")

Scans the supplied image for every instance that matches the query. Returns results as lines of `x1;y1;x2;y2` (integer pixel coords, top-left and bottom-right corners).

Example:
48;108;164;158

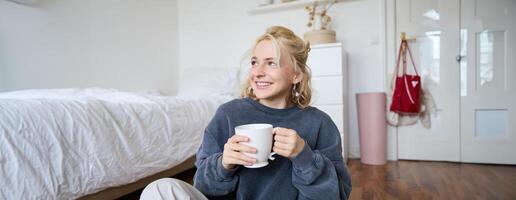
292;84;300;97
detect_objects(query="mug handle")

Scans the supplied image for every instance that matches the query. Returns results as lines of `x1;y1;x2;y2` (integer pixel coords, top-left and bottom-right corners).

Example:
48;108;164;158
269;152;277;160
269;127;280;160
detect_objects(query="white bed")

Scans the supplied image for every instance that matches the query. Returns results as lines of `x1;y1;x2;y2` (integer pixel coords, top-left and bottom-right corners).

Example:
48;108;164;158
0;87;232;199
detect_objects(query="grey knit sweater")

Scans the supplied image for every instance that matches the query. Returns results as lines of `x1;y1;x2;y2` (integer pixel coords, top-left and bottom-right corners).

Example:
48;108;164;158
194;98;352;200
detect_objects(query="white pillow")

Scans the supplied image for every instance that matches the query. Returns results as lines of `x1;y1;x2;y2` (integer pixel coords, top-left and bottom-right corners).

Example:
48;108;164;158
177;67;243;98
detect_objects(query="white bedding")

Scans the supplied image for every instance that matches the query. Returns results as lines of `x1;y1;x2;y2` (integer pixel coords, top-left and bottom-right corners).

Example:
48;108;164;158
0;88;231;199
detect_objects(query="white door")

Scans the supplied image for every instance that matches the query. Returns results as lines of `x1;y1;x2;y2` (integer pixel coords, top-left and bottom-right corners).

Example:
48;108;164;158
395;0;462;161
395;0;516;164
460;0;516;164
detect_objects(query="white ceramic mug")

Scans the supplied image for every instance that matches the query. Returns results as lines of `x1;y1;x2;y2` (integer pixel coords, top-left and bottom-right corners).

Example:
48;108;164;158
235;123;277;168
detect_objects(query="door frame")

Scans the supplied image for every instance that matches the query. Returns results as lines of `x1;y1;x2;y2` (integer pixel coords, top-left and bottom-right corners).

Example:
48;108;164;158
382;0;399;161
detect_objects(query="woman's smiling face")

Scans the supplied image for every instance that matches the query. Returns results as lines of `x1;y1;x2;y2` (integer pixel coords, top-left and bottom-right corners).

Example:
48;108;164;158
249;39;300;108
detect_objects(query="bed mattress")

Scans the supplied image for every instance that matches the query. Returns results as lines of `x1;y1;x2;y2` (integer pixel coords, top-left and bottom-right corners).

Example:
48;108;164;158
0;88;230;199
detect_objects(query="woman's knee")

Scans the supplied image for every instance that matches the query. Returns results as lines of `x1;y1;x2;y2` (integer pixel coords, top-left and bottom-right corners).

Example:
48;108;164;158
141;178;206;200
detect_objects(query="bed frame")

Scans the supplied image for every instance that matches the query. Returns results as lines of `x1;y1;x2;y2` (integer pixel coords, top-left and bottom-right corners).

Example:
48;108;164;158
78;156;196;200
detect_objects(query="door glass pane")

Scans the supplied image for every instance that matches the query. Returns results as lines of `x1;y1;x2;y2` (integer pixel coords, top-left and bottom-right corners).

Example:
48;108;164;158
475;109;508;137
476;30;506;89
415;31;441;86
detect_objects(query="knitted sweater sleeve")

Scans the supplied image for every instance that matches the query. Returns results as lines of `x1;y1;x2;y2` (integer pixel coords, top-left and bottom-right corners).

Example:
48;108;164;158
193;106;239;197
290;113;352;200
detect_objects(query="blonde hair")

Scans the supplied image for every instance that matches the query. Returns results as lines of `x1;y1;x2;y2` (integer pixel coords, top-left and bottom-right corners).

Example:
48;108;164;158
240;26;312;109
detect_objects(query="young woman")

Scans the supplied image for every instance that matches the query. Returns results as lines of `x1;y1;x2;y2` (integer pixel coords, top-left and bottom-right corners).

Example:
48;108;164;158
141;26;351;200
193;26;351;199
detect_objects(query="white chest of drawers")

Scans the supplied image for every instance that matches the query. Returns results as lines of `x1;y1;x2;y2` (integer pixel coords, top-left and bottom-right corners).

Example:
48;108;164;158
307;43;348;160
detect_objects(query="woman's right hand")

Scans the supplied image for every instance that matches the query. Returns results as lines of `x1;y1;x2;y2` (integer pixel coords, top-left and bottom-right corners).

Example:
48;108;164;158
221;135;257;170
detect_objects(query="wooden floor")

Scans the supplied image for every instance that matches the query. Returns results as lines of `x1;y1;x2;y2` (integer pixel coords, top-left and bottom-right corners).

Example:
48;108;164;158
119;159;516;199
349;159;516;200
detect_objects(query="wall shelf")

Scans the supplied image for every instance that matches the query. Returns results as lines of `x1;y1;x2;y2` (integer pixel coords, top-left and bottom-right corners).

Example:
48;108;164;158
248;0;345;15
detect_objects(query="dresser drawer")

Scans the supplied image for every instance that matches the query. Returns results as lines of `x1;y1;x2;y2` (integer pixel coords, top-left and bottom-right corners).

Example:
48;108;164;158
307;44;343;76
311;76;343;105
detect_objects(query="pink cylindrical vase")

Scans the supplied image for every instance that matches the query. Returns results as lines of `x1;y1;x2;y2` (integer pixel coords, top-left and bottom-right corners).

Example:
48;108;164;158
356;92;387;165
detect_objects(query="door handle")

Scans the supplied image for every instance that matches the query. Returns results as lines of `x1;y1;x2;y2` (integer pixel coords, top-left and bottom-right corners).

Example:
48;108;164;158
456;55;466;63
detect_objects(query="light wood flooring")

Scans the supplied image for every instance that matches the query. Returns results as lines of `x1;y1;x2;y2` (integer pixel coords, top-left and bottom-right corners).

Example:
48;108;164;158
119;159;516;199
348;159;516;199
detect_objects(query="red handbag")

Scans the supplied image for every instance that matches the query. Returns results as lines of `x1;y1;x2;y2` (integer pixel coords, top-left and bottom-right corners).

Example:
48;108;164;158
390;40;421;114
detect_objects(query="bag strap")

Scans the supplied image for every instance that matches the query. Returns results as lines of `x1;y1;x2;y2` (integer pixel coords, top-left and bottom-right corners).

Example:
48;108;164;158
402;40;408;75
403;40;419;104
391;41;405;91
404;40;419;75
392;40;418;106
393;39;419;79
403;75;416;104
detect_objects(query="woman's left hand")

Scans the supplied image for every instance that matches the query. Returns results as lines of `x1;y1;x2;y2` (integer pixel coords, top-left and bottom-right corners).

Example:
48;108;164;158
273;127;305;159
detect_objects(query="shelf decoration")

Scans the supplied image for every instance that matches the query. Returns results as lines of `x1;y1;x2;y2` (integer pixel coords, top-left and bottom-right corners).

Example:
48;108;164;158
303;0;337;45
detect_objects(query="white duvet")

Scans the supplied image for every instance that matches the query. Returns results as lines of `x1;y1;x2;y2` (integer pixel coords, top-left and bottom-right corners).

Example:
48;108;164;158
0;88;230;199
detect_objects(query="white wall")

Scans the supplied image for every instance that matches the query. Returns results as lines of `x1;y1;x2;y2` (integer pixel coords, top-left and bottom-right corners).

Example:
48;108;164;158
0;0;395;160
178;0;389;159
0;0;179;94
